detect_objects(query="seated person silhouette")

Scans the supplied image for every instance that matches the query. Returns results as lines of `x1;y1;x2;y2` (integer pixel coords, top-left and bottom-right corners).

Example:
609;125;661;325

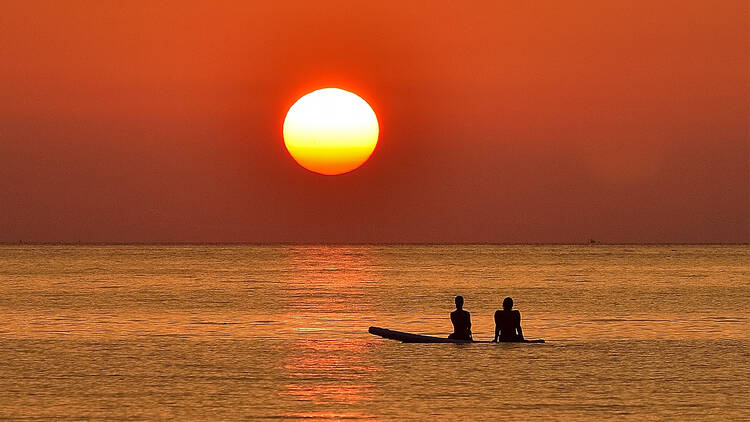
448;295;472;341
493;297;524;342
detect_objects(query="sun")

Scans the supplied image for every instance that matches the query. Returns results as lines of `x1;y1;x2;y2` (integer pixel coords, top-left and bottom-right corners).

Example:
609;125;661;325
283;88;379;175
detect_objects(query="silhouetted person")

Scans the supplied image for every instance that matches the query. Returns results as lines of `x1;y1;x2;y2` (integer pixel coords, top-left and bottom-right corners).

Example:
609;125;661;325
493;297;524;342
448;295;472;341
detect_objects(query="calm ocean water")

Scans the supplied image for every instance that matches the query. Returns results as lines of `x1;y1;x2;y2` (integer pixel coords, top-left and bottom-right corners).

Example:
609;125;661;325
0;245;748;420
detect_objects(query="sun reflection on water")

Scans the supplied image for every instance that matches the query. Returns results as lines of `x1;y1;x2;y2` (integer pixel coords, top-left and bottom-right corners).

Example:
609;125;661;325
278;247;381;412
282;411;379;422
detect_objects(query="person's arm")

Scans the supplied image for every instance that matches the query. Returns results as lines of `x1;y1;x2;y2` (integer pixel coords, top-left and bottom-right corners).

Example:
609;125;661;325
493;311;499;342
467;311;472;331
516;311;524;340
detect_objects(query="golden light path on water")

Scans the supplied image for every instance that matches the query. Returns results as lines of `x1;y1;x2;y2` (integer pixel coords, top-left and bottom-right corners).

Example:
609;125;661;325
277;247;380;418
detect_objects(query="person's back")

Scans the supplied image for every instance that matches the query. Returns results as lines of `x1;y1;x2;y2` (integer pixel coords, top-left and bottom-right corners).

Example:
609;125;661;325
493;297;524;342
448;296;472;341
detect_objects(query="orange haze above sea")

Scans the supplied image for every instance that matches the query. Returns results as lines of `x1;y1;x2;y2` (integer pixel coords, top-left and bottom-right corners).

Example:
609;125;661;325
0;1;747;243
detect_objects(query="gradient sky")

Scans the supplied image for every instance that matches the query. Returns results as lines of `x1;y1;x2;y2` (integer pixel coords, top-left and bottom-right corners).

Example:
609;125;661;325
1;1;747;243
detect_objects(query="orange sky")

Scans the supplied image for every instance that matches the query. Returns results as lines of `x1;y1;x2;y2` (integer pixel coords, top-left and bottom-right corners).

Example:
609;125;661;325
0;1;747;243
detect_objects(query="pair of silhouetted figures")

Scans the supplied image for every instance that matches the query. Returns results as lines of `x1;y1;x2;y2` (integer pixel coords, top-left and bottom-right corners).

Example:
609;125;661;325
448;296;524;342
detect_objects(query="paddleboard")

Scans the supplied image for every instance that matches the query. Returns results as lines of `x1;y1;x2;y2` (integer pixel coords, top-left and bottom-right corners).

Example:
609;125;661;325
369;326;545;344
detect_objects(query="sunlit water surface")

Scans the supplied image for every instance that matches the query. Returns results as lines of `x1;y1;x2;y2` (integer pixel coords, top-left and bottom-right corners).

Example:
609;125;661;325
0;245;748;420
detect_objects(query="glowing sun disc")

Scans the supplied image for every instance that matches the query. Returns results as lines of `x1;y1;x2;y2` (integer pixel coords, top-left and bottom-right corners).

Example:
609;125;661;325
283;88;379;175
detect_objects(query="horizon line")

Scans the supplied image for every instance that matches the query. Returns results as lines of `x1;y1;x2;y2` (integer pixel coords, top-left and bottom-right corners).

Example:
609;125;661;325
1;242;748;246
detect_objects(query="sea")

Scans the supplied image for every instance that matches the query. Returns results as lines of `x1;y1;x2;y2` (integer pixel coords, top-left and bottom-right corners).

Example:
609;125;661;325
0;244;748;421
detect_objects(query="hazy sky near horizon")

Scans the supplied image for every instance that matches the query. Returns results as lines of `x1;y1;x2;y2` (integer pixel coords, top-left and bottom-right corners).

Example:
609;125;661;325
1;1;747;243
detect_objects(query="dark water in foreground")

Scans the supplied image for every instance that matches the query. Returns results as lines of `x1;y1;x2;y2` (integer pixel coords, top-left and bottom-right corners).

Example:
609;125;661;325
0;245;748;420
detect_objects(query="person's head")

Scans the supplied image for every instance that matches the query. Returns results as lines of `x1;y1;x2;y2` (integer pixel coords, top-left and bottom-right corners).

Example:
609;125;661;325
502;297;513;310
455;295;464;309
